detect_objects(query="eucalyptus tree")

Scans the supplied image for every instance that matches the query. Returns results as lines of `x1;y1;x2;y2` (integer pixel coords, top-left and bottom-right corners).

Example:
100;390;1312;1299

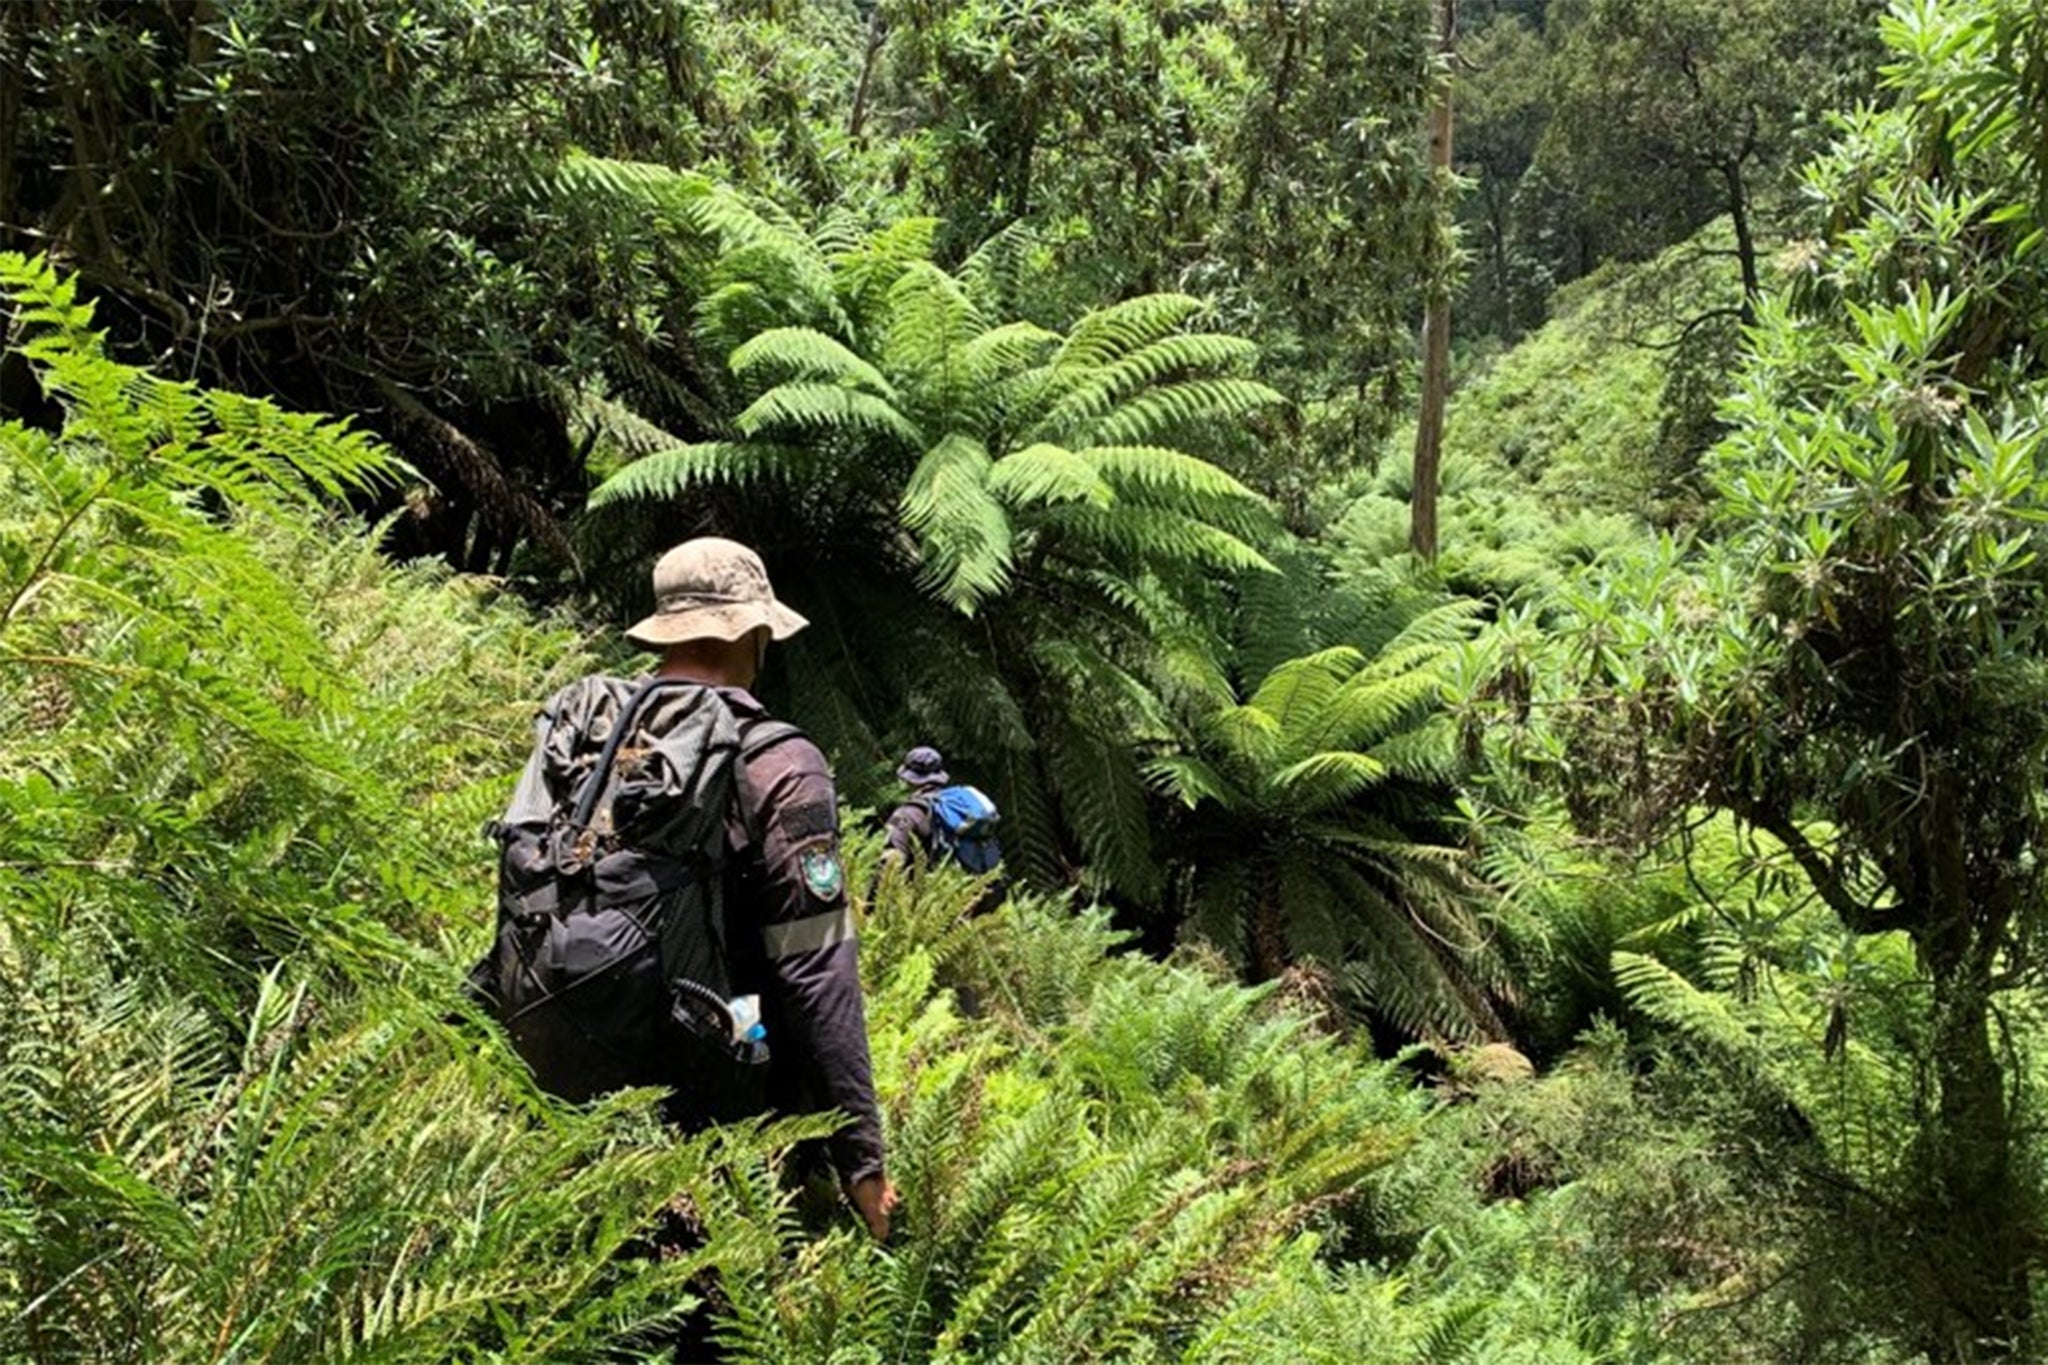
1540;0;1882;311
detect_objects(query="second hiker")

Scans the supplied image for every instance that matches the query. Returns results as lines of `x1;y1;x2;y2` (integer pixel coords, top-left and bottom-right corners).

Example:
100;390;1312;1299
881;745;1004;876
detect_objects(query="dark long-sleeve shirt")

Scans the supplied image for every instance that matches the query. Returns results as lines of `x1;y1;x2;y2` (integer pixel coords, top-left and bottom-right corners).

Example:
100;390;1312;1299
719;687;885;1184
881;795;934;865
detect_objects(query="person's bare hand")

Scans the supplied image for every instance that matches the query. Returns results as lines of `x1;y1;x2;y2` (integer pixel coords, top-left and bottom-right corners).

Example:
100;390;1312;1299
846;1173;899;1241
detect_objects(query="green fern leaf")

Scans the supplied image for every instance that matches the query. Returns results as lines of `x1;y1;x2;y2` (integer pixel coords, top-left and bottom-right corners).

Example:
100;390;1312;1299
986;443;1114;509
901;433;1011;612
730;326;898;400
735;382;922;445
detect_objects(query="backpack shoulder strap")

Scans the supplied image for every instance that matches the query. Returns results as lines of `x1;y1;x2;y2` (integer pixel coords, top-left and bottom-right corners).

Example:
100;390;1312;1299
741;718;805;762
571;676;689;828
730;717;810;845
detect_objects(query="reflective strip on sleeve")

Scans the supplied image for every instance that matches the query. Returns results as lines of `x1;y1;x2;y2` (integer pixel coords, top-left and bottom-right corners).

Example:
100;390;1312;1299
762;905;857;959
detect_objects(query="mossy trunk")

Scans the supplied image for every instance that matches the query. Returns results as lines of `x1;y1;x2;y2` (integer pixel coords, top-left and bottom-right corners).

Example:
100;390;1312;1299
1250;882;1288;983
1910;897;2034;1360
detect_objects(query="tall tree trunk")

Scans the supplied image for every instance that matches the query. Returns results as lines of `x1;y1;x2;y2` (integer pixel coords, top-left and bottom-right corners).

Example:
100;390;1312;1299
1914;916;2033;1359
1409;0;1456;562
1721;157;1760;323
847;4;886;142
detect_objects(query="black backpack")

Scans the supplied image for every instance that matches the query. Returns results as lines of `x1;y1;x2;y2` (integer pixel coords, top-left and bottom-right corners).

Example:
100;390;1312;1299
471;676;795;1123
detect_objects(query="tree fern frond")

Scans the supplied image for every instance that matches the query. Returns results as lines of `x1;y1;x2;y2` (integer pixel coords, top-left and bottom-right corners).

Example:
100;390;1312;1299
1613;950;1756;1056
1044;503;1275;577
1270;751;1390;810
957;220;1039;315
588;440;818;505
1052;295;1209;374
701;231;848;344
729;326;898;400
1046;709;1161;901
808;207;870;261
1086;377;1286;447
1363;598;1487;662
830;215;940;328
832;214;936;270
986;442;1114;509
571;390;688;467
1144;753;1238;809
1084;444;1264;509
901;433;1011;612
1367;720;1464;786
881;264;988;432
1245;649;1364;736
557;151;718;224
1336;872;1497;1045
734;382;922;445
956;320;1060;387
1210;703;1284;768
1025;330;1259;429
1310;667;1452;756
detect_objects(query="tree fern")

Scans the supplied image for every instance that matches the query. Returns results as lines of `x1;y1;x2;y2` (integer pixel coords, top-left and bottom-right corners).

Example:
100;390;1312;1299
578;204;1280;906
1024;334;1262;435
986;442;1116;509
735;381;924;443
730;326;900;398
1049;294;1210;374
1156;566;1506;1042
902;432;1012;610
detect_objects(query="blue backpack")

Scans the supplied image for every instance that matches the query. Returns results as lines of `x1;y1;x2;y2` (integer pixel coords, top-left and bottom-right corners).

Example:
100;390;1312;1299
924;785;1003;875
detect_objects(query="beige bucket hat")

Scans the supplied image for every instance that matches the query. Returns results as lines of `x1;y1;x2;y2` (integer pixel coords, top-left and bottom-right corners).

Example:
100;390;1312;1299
624;537;809;649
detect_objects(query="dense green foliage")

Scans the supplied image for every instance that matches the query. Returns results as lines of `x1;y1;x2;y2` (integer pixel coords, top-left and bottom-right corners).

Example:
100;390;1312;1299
0;264;1697;1363
0;268;1395;1360
1493;1;2048;1354
14;0;2048;1360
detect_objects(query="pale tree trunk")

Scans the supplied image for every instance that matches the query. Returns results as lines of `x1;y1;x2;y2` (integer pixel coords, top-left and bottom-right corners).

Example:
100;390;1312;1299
847;4;886;142
1410;0;1456;562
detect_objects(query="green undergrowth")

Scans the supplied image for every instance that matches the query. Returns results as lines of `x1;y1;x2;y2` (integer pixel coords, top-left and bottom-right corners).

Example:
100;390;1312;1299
0;250;1831;1362
0;256;1516;1362
1320;226;1747;605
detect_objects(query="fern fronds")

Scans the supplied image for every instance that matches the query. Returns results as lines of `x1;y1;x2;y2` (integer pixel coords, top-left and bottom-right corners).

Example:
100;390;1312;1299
1052;294;1209;373
901;432;1012;611
589;440;822;504
735;381;924;444
987;442;1115;509
729;326;898;399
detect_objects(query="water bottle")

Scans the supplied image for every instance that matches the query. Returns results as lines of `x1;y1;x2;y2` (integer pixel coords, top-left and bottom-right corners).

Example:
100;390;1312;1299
728;993;766;1045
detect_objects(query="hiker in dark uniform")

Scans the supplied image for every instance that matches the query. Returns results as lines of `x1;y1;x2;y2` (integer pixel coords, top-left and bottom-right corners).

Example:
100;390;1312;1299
881;746;950;867
482;537;895;1240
